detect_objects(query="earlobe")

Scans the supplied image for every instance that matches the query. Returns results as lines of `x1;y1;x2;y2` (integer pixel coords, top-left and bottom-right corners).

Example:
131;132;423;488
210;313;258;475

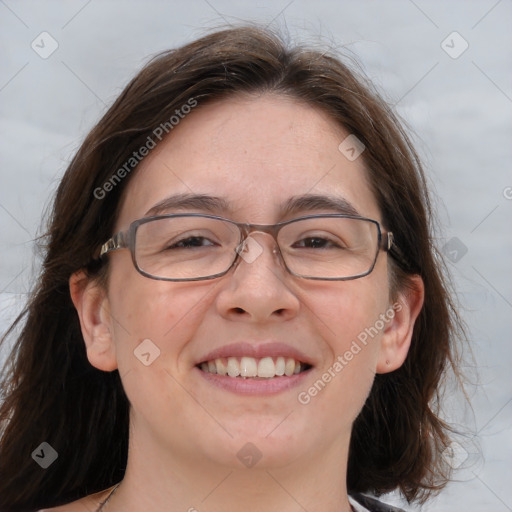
376;275;424;374
69;271;118;372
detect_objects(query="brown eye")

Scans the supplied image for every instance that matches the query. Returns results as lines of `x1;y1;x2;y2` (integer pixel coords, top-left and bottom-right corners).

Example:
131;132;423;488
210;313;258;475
166;236;215;250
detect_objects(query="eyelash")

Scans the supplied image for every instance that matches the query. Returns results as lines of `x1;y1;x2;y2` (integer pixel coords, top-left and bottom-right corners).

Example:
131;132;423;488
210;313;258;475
166;235;344;250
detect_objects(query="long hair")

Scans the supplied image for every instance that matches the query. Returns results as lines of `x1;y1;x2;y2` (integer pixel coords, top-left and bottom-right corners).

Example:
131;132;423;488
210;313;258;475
0;25;465;510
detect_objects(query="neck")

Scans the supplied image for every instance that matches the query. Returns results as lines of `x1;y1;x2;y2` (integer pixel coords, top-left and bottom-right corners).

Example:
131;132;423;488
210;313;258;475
106;427;353;512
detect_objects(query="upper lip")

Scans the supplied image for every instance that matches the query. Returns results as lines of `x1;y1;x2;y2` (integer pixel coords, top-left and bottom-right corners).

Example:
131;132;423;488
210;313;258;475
196;341;315;367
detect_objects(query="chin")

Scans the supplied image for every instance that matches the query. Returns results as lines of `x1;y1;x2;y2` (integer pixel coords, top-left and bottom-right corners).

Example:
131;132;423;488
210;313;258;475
211;425;311;470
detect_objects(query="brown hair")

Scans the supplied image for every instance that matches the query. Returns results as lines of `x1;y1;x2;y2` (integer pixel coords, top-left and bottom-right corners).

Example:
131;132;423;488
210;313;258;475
0;25;464;511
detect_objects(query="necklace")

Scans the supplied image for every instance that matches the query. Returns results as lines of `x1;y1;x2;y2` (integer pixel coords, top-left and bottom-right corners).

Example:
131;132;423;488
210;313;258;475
96;483;120;512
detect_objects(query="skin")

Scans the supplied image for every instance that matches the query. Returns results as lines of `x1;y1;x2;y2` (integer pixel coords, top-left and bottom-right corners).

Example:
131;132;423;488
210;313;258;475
58;94;423;512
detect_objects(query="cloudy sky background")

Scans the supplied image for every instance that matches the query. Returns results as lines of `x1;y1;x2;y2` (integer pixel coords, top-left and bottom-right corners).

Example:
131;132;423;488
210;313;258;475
1;1;511;510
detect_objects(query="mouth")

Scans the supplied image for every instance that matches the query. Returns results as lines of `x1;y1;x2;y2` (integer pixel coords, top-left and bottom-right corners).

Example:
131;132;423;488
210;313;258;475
197;356;312;379
194;341;315;395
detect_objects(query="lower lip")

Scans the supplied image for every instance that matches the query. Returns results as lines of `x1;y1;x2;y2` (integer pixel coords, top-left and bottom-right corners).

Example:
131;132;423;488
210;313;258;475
195;366;312;395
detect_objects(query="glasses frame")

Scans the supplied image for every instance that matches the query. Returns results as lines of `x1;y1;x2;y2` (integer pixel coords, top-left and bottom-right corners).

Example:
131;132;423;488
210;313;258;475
99;213;396;282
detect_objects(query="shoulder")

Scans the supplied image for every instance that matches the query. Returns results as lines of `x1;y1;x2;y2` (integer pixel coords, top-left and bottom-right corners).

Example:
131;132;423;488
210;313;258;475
349;493;406;512
37;486;113;512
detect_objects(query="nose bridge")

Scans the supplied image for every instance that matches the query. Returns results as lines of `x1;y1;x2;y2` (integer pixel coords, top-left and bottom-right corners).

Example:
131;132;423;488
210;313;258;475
230;222;283;275
239;230;279;260
240;221;280;242
237;222;279;255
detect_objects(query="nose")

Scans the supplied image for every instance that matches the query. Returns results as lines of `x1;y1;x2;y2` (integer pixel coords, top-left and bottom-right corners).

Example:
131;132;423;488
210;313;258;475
215;232;301;323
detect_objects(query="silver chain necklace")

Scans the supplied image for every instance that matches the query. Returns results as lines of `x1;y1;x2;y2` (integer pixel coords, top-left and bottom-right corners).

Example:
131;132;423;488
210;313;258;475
96;483;120;512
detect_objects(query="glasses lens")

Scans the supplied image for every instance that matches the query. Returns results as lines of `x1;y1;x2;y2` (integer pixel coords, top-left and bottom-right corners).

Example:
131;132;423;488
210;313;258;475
278;217;379;279
135;216;239;280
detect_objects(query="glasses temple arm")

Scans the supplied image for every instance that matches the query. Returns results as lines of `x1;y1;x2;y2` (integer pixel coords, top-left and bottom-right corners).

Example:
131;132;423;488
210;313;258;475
99;231;127;258
382;231;415;271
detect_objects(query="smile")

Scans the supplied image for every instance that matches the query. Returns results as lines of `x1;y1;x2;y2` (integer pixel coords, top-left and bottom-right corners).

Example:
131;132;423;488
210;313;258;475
198;356;312;379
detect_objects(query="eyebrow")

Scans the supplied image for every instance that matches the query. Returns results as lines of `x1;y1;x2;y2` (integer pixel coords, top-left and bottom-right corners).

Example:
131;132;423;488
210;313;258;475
145;193;231;216
144;192;360;218
281;194;359;217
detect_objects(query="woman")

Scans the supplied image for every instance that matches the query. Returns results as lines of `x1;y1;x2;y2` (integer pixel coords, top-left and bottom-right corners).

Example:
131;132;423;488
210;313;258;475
0;26;464;512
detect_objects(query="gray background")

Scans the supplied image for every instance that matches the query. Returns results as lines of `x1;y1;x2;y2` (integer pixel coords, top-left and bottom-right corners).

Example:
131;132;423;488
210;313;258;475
1;1;511;510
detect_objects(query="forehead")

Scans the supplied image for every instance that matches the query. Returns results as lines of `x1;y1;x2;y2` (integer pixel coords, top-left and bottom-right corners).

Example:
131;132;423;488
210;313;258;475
115;94;380;228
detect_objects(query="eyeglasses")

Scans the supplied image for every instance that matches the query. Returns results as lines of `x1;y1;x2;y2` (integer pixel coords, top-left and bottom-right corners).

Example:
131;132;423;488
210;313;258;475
99;213;395;281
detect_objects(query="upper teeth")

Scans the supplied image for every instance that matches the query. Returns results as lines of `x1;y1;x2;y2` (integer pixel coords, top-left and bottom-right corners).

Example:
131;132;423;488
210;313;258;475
200;356;304;378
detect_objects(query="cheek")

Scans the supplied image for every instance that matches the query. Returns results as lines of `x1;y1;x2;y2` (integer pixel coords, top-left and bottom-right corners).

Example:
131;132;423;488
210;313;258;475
300;271;389;416
106;262;218;434
311;272;388;356
106;254;213;373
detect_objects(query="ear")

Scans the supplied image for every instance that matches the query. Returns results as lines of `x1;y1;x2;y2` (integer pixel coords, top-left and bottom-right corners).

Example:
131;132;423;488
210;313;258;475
69;270;118;371
376;275;424;374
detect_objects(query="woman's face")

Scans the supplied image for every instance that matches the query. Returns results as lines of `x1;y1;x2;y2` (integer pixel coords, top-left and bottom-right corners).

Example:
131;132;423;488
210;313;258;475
99;94;399;471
